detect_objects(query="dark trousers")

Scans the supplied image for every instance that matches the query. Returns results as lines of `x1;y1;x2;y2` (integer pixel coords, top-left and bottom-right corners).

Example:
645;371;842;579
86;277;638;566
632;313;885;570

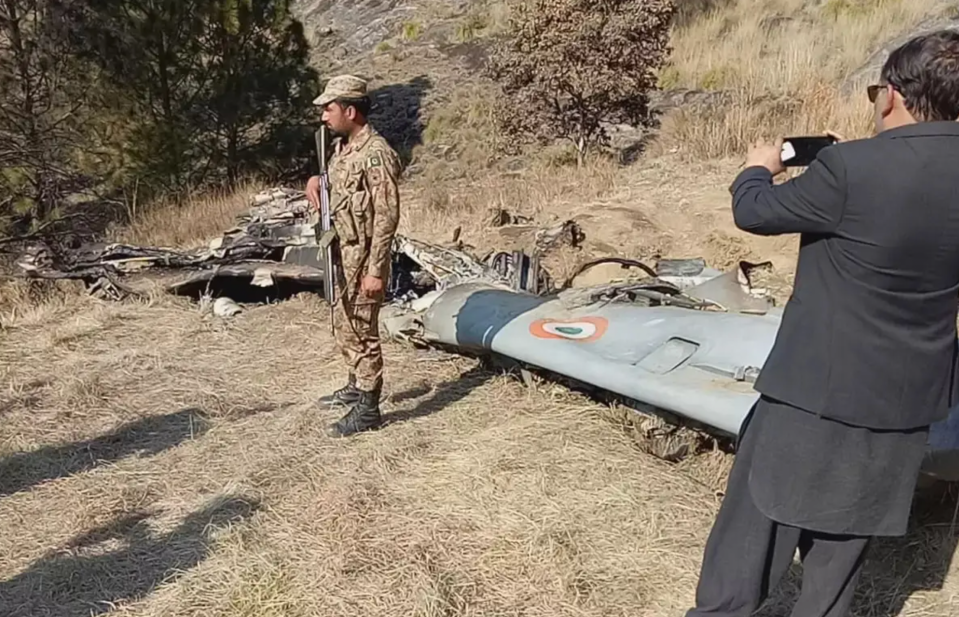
686;414;871;617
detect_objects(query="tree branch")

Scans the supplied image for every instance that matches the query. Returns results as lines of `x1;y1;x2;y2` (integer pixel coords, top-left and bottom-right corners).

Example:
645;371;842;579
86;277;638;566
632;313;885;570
0;212;86;245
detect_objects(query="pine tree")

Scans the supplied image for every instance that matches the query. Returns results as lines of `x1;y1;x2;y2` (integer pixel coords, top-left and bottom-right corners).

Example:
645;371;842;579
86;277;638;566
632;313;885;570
62;0;320;199
0;0;89;229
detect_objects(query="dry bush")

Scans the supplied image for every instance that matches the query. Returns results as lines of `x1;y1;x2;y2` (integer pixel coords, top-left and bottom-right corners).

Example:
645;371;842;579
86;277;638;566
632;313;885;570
0;279;88;329
656;0;942;154
486;0;675;166
654;83;874;159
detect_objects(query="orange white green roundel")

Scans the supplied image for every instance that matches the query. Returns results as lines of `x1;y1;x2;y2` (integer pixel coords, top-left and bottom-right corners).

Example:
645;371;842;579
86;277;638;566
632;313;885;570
528;317;609;342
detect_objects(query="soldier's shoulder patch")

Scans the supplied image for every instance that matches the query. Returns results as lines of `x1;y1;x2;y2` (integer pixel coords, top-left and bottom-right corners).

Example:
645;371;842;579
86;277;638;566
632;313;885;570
367;165;386;184
367;153;383;169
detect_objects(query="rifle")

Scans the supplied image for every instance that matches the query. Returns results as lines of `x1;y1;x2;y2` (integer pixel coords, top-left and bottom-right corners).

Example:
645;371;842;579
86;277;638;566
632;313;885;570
315;126;336;333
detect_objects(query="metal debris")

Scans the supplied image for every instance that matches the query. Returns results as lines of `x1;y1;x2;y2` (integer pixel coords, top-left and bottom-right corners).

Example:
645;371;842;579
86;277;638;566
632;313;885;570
11;186;777;321
24;188;959;478
13;189;323;298
213;297;243;317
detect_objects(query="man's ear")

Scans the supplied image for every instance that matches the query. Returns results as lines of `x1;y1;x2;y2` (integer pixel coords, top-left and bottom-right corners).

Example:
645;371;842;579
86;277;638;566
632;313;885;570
883;85;898;117
344;104;357;121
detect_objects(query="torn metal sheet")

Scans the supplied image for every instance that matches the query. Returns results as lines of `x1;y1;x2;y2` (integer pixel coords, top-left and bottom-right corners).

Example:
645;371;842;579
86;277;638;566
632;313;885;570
13;188;325;297
683;261;774;314
13;185;737;308
654;258;723;288
12;187;558;302
165;262;326;295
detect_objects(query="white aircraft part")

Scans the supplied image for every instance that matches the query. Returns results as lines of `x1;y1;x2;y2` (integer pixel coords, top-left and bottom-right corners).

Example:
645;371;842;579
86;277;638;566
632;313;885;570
418;282;959;481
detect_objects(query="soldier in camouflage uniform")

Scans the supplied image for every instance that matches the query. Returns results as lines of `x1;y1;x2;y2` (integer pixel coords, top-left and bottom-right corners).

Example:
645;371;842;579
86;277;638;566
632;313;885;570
305;75;402;438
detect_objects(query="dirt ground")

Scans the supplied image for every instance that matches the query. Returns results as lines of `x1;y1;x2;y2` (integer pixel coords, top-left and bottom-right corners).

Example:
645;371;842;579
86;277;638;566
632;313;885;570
2;156;959;617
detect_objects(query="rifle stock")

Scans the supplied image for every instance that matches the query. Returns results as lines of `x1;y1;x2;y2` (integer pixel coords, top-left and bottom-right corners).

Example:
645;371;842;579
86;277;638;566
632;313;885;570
315;126;336;333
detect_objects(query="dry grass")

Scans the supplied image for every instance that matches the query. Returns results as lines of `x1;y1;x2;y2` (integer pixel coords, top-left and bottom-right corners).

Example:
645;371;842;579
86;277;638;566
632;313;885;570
402;153;619;236
0;147;952;617
1;276;957;616
655;0;947;156
666;0;937;94
652;83;875;159
0;279;88;329
0;194;952;613
113;179;265;249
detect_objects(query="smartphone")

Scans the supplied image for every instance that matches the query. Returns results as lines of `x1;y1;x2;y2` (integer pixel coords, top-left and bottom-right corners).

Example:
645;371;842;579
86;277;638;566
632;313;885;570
780;135;838;167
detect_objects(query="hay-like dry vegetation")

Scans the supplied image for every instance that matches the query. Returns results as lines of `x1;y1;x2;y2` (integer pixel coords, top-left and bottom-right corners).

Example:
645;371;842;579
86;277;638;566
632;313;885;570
113;180;267;249
657;0;950;156
3;152;958;615
2;288;958;617
3;1;959;615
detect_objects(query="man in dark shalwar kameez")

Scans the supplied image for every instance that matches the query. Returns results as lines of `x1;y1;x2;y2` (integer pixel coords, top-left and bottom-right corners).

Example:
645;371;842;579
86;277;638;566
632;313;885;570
685;30;959;617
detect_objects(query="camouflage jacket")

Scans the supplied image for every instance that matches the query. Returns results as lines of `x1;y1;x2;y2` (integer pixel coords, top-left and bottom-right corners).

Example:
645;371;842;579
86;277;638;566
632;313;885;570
328;124;402;281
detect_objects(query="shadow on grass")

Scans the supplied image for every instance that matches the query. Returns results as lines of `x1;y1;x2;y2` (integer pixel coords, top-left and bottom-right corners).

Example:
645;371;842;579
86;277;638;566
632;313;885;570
385;365;494;425
0;408;211;498
368;75;433;170
0;494;259;616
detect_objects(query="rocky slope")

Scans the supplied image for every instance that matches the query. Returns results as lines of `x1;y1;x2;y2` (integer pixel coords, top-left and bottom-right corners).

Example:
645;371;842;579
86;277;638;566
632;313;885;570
289;0;959;176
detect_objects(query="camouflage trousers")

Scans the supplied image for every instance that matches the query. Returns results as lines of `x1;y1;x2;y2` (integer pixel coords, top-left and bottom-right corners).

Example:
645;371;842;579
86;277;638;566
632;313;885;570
332;246;384;393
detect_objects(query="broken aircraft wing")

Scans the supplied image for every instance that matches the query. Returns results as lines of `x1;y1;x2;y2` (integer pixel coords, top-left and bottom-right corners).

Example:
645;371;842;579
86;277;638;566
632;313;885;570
382;262;959;483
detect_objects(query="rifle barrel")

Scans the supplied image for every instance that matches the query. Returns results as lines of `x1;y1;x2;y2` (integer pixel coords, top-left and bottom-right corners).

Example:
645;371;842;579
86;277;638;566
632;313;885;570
315;127;336;315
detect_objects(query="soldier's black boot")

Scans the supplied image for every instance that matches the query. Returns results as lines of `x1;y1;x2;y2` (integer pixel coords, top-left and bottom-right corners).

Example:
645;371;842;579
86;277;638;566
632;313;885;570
327;388;382;438
317;374;361;407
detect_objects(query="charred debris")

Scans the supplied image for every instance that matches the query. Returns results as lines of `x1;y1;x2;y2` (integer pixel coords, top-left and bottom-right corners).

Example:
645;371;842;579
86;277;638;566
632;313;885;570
11;188;774;315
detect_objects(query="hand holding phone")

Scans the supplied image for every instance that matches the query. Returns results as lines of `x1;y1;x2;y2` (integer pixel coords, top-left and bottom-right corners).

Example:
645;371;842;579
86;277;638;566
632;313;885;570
780;135;839;167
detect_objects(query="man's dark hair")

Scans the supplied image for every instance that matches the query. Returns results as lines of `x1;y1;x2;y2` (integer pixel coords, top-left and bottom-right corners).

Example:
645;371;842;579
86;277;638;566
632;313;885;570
336;96;371;118
881;29;959;121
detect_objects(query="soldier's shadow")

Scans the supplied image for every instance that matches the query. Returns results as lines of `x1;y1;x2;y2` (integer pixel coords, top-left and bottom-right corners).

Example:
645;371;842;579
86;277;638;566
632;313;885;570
368;75;432;170
385;365;493;425
0;408;211;498
756;482;959;617
0;494;259;617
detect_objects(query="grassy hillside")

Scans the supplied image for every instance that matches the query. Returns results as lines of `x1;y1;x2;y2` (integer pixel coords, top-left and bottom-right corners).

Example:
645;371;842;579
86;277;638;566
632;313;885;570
297;0;955;209
3;3;959;617
383;0;953;162
661;0;955;157
333;0;955;273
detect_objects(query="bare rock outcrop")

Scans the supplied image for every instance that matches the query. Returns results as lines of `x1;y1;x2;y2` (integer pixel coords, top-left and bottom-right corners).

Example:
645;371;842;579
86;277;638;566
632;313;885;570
291;0;474;63
842;12;959;94
292;0;416;60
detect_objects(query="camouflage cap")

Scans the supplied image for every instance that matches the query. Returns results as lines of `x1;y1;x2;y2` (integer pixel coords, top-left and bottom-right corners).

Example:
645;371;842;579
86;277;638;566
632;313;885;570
313;74;368;107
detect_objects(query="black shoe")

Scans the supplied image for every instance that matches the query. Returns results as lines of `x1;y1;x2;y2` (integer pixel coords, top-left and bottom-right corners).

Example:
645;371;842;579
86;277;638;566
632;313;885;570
327;389;382;438
318;375;360;407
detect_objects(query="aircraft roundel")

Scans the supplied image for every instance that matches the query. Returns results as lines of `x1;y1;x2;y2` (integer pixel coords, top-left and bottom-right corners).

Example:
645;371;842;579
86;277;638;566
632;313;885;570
529;317;609;342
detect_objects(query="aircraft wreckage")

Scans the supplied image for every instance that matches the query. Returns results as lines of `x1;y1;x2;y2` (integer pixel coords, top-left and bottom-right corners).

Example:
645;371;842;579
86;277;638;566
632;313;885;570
14;188;959;481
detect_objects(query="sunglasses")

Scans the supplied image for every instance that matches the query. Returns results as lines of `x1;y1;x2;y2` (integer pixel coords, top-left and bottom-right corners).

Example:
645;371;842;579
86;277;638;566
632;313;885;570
867;83;892;103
